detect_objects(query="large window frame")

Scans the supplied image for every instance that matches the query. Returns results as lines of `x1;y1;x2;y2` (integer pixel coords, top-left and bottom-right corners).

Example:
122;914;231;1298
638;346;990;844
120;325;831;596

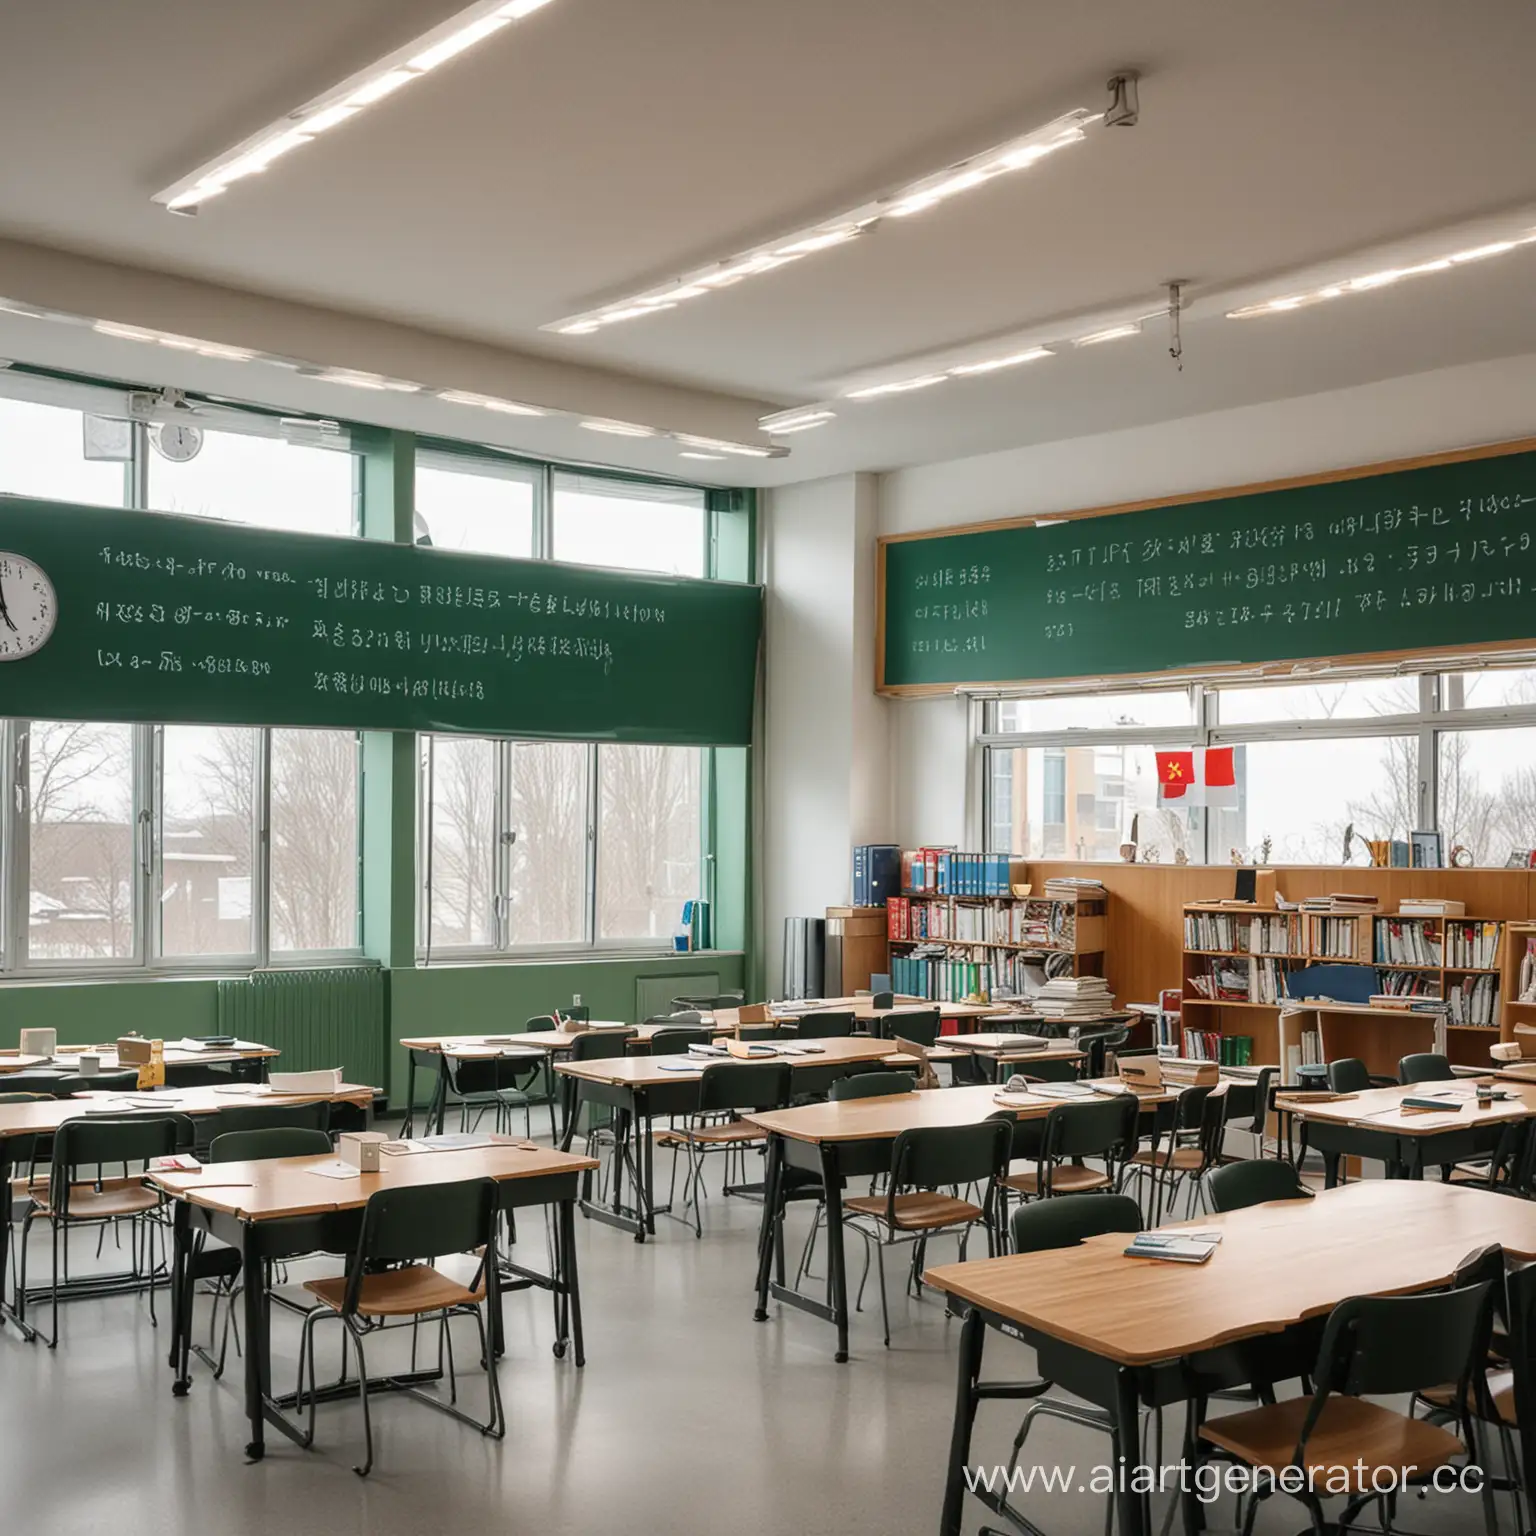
979;666;1536;866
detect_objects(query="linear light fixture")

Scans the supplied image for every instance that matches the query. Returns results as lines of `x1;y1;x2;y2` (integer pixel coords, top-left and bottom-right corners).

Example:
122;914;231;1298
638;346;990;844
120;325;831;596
1226;225;1536;320
1;298;784;461
544;107;1099;336
758;406;838;435
154;0;560;213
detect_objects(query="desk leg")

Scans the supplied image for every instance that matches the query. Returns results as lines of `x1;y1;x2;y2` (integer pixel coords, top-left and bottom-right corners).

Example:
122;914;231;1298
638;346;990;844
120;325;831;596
1112;1367;1148;1536
241;1225;268;1462
754;1135;783;1321
169;1200;191;1391
1321;1149;1341;1189
558;1198;585;1367
432;1059;450;1137
939;1307;986;1536
402;1053;418;1139
823;1143;850;1363
638;1091;657;1237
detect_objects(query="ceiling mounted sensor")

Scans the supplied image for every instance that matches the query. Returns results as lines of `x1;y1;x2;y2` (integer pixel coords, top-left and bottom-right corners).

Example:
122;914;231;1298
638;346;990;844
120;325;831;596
153;0;560;215
542;76;1148;338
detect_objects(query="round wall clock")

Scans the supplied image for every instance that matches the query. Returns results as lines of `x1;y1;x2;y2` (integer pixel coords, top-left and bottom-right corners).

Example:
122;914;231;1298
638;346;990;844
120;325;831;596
0;552;57;660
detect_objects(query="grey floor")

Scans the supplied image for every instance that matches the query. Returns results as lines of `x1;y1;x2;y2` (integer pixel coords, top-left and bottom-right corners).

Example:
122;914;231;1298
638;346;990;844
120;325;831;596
0;1138;1503;1536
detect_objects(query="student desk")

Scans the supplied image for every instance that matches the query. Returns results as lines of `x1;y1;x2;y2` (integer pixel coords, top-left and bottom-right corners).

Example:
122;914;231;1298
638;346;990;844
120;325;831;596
744;1081;1182;1362
148;1140;599;1462
0;1040;277;1090
0;1082;373;1339
926;1180;1536;1536
1277;1079;1536;1183
933;1035;1088;1082
553;1037;912;1241
720;995;1006;1030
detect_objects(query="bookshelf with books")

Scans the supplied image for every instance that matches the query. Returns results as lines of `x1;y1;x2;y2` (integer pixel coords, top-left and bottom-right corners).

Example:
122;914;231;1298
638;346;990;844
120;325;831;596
1499;921;1536;1048
886;851;1108;1003
1372;913;1504;1038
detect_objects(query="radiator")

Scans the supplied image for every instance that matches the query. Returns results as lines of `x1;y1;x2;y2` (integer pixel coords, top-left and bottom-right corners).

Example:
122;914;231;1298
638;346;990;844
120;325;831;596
635;972;719;1022
217;967;385;1090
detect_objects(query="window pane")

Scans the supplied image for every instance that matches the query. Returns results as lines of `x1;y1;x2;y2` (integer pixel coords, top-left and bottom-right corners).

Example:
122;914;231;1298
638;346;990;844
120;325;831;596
26;721;135;961
415;458;535;558
270;730;359;951
160;726;257;957
985;744;1198;862
426;735;498;949
1445;669;1536;710
1216;677;1418;724
147;428;356;536
0;396;126;506
553;473;705;576
507;742;587;945
1209;738;1419;864
994;690;1194;733
597;745;701;941
1438;728;1536;867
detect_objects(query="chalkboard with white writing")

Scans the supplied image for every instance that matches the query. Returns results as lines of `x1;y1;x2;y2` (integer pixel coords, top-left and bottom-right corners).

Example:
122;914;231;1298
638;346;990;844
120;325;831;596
0;496;761;744
879;442;1536;692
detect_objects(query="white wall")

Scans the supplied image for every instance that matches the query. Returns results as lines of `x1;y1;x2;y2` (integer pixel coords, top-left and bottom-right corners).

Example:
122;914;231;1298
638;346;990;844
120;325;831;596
877;351;1536;849
760;473;891;992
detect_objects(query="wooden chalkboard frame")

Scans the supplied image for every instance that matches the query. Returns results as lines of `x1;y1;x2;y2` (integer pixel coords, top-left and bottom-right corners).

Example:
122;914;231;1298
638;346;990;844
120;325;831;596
875;436;1536;697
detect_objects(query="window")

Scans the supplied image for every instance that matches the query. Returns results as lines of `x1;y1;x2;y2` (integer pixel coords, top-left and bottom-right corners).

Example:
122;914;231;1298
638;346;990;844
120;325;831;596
419;735;704;954
597;745;701;942
414;455;536;559
552;472;705;576
147;426;357;536
270;730;359;952
982;662;1536;865
0;395;128;507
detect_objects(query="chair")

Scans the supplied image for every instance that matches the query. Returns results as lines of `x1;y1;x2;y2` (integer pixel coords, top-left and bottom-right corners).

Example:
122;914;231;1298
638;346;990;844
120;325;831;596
1236;1065;1277;1159
884;1009;941;1049
560;1028;635;1145
672;992;744;1011
297;1178;503;1476
18;1115;179;1347
1126;1086;1229;1221
444;1050;544;1139
1075;1025;1130;1081
203;1099;330;1147
1199;1265;1501;1536
735;1026;780;1042
793;1011;857;1040
842;1120;1010;1346
829;1072;917;1102
648;1027;714;1056
1006;1094;1140;1205
1206;1158;1313;1213
1326;1056;1395;1093
990;1196;1147;1532
647;1010;704;1026
1401;1052;1456;1085
181;1127;336;1380
671;1061;791;1236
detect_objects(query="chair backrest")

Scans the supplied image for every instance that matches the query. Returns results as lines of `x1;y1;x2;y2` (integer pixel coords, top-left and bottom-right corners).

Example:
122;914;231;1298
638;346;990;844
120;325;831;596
1284;964;1379;1004
794;1011;857;1040
562;1006;591;1023
1310;1271;1497;1405
525;1014;559;1031
447;1053;538;1093
1012;1057;1082;1085
646;1010;703;1026
892;1120;1011;1192
1011;1192;1143;1254
568;1030;635;1062
735;1026;780;1042
648;1027;714;1056
209;1101;330;1140
1247;1066;1276;1133
1206;1157;1313;1212
672;992;744;1011
1076;1026;1130;1080
50;1116;181;1213
1505;1260;1536;1499
697;1060;791;1115
886;1008;941;1049
1326;1057;1372;1094
342;1177;499;1314
1042;1094;1140;1161
210;1126;333;1163
1400;1052;1455;1085
0;1092;48;1103
829;1071;916;1102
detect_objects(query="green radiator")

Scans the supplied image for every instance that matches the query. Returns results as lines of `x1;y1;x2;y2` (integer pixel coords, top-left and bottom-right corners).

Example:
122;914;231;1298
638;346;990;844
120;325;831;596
217;967;385;1091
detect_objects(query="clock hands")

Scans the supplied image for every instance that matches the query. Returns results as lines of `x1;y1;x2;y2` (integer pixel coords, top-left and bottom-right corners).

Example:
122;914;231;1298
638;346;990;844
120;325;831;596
0;578;17;635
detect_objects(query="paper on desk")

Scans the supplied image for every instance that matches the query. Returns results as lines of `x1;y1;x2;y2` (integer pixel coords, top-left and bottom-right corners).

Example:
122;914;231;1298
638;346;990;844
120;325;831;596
306;1160;363;1180
177;1038;212;1053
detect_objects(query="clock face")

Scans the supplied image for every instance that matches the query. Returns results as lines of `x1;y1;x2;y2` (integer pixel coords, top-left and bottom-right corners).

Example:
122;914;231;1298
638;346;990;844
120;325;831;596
153;422;203;462
0;552;57;661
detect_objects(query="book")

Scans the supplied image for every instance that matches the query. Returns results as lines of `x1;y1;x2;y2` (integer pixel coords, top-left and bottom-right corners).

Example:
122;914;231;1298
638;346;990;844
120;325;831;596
1124;1232;1221;1264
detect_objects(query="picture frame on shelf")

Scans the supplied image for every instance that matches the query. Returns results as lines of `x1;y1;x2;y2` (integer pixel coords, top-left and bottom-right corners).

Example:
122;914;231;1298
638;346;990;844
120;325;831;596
1410;830;1443;869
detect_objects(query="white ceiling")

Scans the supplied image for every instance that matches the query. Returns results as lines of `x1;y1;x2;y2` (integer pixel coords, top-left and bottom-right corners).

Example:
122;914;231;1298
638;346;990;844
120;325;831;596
0;0;1534;485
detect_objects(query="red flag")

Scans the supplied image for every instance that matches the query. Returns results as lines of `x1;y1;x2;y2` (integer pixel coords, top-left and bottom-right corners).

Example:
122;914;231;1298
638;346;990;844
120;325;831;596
1157;751;1194;801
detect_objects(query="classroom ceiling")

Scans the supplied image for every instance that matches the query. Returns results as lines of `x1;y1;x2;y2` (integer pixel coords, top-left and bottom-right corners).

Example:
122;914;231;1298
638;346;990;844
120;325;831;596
0;0;1534;486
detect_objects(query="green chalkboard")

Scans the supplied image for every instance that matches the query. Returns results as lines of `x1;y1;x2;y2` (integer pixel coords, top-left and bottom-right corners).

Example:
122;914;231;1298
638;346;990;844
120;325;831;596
880;441;1536;691
0;496;761;745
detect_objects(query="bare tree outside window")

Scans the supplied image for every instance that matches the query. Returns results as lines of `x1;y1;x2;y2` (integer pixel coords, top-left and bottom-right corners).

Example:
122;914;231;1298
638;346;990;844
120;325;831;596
270;729;359;950
598;745;701;941
506;742;586;944
427;735;498;948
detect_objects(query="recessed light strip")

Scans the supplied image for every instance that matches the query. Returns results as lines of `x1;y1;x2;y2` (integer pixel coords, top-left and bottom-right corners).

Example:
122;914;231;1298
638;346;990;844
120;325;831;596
1226;227;1536;320
2;299;782;461
546;106;1098;336
154;0;560;213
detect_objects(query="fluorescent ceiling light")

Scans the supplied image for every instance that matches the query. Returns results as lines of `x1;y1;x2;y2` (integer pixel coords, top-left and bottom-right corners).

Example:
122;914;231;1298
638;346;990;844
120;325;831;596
544;107;1097;335
845;374;950;400
949;346;1053;376
679;451;726;461
1074;322;1142;346
1227;225;1536;319
437;388;544;416
760;407;837;435
581;420;656;438
154;0;562;213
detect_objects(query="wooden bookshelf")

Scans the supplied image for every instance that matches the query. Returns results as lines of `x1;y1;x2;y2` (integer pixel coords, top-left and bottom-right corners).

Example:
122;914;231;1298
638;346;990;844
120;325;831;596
1372;913;1503;1040
1499;921;1536;1049
887;889;1107;1002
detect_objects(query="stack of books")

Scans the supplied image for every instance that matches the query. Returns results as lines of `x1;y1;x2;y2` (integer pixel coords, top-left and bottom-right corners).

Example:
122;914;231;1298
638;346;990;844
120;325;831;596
1518;934;1536;1004
1376;917;1445;965
1033;975;1114;1020
1400;898;1465;917
1300;893;1381;914
1045;876;1106;901
1447;973;1500;1027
